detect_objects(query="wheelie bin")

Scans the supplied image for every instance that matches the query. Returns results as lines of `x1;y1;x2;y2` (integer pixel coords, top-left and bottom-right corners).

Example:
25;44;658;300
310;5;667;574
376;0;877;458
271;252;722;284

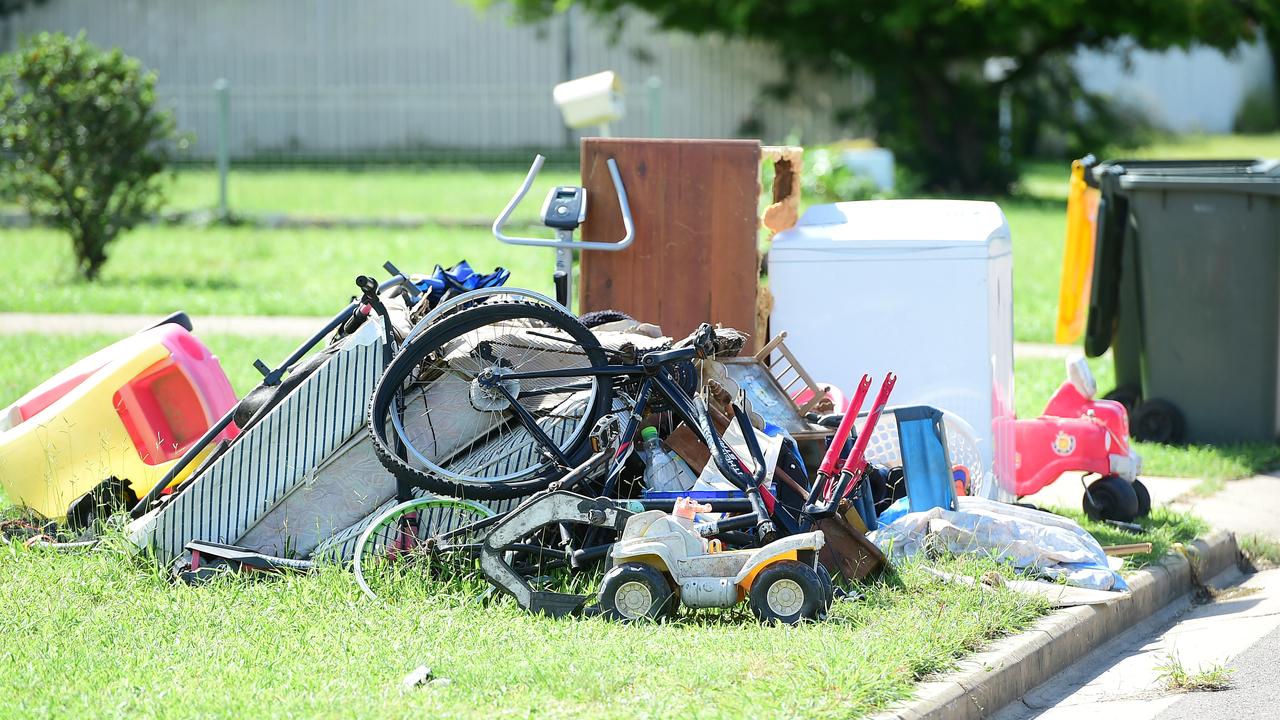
1084;159;1280;444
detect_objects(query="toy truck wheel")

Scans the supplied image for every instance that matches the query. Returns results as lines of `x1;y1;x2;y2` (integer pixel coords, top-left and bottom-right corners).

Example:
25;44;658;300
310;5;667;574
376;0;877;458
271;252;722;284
749;560;825;625
1133;479;1151;517
1082;475;1140;523
599;563;676;622
816;563;835;612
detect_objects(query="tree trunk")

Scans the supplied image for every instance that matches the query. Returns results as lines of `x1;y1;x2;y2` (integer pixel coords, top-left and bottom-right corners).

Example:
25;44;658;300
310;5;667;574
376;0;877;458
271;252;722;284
870;64;1015;194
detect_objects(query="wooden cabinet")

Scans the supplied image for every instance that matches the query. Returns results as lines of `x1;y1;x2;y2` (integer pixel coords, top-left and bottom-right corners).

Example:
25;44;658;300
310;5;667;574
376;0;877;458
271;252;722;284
579;138;800;352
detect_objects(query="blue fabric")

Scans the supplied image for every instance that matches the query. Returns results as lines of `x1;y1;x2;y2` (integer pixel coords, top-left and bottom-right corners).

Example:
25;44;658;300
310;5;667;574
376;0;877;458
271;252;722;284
878;496;911;526
414;260;510;306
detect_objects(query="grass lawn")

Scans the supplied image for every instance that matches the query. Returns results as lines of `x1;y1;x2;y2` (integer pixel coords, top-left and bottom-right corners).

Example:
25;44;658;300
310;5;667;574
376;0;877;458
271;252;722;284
163;165;581;220
0;200;1065;344
0;332;1228;719
0;538;1048;720
0;332;1053;718
0;225;558;317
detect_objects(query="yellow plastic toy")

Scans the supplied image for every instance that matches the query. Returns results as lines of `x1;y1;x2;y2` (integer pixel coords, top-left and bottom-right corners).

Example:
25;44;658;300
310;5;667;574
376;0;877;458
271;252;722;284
0;319;237;522
1054;157;1101;345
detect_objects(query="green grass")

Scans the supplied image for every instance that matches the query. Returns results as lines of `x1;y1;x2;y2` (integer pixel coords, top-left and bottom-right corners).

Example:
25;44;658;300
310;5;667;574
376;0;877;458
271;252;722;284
171;166;581;221
1129;133;1280;160
1044;506;1208;570
1239;534;1280;570
1155;654;1234;693
1016;355;1280;485
0;533;1047;719
0;224;558;317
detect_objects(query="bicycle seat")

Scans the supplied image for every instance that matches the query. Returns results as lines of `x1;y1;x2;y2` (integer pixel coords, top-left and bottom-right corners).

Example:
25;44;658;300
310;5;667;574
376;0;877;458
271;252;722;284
640;346;698;367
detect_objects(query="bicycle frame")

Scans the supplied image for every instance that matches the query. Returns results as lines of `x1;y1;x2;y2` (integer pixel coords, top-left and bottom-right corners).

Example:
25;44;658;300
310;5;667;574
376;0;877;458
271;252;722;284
476;347;776;534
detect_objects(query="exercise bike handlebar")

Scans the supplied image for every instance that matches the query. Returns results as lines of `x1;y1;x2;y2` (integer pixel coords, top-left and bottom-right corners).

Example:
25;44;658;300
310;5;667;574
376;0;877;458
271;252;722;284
491;154;635;251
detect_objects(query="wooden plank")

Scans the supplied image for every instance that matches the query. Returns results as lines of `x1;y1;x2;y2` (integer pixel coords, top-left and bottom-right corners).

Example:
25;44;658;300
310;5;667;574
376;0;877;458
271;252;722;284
579;138;762;349
1102;542;1153;557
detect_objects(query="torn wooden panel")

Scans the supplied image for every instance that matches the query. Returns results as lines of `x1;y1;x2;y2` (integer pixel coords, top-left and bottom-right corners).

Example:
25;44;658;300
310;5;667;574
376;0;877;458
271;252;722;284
579;138;762;351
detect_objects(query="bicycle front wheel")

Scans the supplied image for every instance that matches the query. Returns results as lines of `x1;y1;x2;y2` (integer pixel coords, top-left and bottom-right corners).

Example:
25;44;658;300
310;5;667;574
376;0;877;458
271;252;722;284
369;301;612;500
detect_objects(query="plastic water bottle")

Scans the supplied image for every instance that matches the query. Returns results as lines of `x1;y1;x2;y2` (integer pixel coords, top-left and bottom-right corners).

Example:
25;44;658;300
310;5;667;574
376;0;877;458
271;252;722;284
639;426;683;492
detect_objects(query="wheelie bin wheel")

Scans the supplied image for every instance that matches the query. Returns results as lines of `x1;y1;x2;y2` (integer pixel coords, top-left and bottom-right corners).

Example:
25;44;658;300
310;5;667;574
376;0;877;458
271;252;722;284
1103;385;1142;413
1131;399;1185;444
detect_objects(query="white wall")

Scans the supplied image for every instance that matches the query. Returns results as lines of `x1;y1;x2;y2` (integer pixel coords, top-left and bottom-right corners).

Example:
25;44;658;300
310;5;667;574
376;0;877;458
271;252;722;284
3;0;868;159
1075;40;1273;133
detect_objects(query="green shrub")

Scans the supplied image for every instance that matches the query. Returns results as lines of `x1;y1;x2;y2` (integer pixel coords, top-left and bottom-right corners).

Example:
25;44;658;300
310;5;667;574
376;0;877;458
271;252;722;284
802;146;885;203
0;32;177;280
1234;84;1279;134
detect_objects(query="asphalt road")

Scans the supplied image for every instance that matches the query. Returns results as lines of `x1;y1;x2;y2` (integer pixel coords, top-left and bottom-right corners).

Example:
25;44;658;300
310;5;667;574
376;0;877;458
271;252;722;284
1156;624;1280;720
994;568;1280;720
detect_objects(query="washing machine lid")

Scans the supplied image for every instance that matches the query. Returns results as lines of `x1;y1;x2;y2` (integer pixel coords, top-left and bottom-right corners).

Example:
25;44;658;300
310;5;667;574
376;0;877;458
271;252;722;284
773;199;1011;257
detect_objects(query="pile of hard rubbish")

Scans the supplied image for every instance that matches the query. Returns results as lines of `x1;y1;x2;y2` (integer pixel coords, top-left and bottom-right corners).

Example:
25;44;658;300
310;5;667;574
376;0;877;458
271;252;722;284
1;140;1174;624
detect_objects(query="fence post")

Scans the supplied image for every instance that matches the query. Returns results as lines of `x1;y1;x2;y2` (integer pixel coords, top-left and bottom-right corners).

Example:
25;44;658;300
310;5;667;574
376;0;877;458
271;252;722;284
645;75;663;137
214;78;230;219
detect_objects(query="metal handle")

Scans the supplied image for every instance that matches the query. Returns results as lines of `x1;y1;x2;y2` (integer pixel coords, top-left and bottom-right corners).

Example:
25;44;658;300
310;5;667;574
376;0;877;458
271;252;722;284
491;154;635;251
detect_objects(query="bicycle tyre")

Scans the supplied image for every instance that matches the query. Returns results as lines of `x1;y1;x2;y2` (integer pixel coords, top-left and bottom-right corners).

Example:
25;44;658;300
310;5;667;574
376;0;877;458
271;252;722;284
369;300;612;500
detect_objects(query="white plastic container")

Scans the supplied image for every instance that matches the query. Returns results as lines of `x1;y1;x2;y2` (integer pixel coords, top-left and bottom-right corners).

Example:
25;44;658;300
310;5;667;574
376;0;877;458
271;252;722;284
768;200;1015;499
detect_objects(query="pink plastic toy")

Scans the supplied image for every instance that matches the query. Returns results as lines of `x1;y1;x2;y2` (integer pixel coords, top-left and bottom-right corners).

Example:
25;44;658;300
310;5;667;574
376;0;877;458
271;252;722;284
1013;356;1146;522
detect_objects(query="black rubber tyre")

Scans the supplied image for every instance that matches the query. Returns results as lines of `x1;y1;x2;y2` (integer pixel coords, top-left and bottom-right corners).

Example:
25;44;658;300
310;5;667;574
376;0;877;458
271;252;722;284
748;560;826;625
815;562;835;613
1082;475;1141;522
1103;385;1142;414
1133;479;1152;518
598;562;677;622
1131;398;1185;444
369;301;612;500
579;309;634;328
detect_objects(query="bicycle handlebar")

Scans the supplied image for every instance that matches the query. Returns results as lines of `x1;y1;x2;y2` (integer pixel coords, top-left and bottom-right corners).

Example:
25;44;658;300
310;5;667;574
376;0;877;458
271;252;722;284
491;154;635;251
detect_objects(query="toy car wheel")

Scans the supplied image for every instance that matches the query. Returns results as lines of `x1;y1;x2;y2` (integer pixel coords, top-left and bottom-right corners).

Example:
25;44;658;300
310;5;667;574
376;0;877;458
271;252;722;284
1131;399;1185;444
599;563;676;622
1133;479;1152;517
749;560;825;625
815;563;835;613
1082;475;1140;523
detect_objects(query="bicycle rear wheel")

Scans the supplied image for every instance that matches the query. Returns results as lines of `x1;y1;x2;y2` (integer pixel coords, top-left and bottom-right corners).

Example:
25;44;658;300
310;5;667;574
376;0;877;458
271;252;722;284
369;301;612;500
353;496;496;601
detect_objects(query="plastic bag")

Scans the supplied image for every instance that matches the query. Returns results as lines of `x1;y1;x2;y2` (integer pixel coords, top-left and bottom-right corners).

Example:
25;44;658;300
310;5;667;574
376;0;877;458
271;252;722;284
870;496;1125;591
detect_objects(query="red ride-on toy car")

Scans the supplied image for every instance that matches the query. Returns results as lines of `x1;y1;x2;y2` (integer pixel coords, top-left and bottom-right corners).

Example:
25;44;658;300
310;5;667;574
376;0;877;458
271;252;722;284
1014;356;1147;522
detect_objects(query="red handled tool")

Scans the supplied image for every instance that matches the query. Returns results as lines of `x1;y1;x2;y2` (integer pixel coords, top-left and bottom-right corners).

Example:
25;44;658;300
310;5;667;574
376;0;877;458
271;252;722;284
806;373;897;516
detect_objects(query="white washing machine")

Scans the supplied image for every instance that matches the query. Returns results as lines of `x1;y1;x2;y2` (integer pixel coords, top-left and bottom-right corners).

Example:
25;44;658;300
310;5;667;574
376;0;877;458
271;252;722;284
768;199;1015;499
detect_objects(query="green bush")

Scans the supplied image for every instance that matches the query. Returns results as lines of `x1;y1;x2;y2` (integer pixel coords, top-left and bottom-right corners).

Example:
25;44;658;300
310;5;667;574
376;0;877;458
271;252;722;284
1234;84;1279;134
0;32;177;280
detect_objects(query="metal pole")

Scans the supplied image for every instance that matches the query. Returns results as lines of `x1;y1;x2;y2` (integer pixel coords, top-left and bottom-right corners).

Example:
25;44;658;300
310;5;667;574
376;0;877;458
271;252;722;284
998;84;1012;167
561;9;575;149
214;78;230;218
645;75;663;137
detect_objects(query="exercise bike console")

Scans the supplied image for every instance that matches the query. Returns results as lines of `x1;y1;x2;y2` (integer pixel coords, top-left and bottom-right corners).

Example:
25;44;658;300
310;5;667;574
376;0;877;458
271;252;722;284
492;154;634;310
540;186;587;231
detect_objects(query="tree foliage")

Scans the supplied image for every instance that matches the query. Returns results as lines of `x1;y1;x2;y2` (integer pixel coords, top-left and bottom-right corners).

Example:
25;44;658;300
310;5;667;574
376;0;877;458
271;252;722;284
488;0;1279;191
0;32;176;280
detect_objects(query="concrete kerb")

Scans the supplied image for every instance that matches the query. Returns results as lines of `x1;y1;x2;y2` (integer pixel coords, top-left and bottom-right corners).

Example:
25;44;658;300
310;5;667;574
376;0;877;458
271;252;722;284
873;530;1240;720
